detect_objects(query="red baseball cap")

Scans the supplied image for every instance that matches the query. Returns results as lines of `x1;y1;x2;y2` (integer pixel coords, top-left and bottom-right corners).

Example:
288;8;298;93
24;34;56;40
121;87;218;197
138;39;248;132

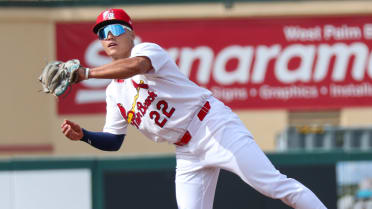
93;8;133;34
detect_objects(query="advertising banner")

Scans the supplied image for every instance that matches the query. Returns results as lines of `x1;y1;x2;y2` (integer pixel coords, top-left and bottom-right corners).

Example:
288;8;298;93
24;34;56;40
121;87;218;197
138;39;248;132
57;16;372;114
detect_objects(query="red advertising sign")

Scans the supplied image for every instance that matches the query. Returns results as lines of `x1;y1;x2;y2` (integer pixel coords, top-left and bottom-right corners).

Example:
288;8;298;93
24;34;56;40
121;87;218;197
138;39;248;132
57;16;372;115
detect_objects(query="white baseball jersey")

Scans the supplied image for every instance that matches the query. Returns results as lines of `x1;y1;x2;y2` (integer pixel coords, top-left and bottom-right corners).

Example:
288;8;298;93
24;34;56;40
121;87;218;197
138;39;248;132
103;42;212;143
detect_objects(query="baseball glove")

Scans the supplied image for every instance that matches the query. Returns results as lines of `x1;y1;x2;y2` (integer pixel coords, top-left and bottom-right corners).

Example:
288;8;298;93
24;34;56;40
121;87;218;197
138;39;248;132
38;59;82;96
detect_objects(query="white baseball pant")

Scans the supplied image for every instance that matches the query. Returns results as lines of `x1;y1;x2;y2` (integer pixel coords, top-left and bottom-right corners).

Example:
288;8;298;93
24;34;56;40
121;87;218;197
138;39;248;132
175;97;327;209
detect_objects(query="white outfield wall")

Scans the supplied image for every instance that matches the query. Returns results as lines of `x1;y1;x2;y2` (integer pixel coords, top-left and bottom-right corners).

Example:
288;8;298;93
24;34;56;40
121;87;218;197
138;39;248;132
0;169;92;209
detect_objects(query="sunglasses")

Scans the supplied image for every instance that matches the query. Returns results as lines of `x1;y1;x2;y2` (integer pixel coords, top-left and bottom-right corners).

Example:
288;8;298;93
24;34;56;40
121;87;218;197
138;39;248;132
97;24;132;40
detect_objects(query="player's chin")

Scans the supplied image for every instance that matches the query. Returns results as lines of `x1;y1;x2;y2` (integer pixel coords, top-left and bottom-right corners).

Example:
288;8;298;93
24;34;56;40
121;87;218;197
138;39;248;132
109;49;128;59
106;48;118;57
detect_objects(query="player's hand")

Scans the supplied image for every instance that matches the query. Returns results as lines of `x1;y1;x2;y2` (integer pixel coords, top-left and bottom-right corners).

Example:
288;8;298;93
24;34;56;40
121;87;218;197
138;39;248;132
38;59;84;97
61;119;84;141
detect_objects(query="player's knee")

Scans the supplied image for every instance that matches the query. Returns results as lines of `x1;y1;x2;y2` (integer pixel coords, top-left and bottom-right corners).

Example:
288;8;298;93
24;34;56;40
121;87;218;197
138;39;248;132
261;177;305;200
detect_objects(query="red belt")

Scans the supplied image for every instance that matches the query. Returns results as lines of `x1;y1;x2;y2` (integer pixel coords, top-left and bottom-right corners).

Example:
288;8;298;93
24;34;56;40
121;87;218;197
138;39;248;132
174;101;211;146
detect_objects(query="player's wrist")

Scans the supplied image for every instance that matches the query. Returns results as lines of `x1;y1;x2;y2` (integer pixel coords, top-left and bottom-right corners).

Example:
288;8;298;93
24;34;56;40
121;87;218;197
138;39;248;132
85;68;90;80
76;66;88;82
80;128;88;141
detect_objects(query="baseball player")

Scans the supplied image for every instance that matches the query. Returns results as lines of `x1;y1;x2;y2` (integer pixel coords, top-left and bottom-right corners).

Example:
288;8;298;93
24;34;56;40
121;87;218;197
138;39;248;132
61;8;327;209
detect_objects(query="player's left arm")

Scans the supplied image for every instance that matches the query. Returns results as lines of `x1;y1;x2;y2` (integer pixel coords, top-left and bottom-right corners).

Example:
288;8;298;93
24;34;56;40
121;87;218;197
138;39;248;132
80;129;125;151
61;120;125;151
84;56;152;80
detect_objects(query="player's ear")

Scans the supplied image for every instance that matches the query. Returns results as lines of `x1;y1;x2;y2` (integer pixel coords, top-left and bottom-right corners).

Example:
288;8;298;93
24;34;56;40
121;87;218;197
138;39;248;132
129;31;136;41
